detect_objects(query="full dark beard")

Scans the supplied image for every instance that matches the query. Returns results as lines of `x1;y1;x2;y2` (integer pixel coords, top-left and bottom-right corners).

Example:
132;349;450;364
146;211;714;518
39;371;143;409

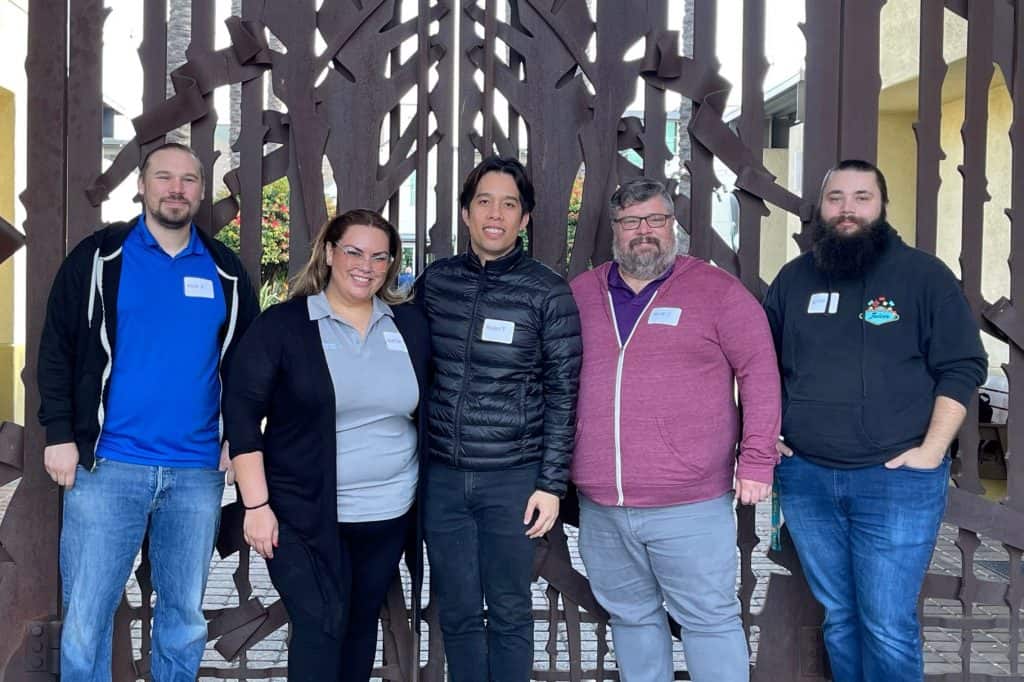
811;213;894;279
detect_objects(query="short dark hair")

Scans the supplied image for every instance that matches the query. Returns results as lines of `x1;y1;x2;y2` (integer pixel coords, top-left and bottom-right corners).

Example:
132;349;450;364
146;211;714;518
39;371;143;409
609;177;675;219
139;142;205;184
459;156;535;213
822;159;889;205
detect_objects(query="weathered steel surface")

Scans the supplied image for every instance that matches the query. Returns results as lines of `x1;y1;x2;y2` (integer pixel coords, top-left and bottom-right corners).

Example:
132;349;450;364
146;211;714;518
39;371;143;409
12;0;1024;680
2;0;67;679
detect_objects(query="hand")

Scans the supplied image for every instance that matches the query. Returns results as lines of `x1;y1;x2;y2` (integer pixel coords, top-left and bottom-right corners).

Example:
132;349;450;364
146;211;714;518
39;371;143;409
44;442;80;489
523;490;560;539
735;478;772;505
243;506;279;559
884;446;944;470
218;441;235;485
776;439;793;457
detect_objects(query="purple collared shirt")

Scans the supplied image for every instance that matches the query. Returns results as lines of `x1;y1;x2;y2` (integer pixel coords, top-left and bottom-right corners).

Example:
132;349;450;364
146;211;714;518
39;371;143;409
607;262;674;344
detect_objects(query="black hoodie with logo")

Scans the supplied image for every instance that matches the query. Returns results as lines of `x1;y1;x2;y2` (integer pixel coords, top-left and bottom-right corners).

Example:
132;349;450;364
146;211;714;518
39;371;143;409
763;231;987;468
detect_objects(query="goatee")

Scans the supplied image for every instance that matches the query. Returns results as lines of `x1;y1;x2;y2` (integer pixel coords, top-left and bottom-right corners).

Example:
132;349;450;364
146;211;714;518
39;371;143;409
811;212;894;279
613;234;676;281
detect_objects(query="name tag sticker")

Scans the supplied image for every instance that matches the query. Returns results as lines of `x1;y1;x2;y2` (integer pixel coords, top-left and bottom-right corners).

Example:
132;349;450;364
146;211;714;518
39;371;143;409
827;292;840;314
648;307;682;326
481;318;516;344
807;293;829;314
322;342;339;351
383;331;408;352
183;276;215;299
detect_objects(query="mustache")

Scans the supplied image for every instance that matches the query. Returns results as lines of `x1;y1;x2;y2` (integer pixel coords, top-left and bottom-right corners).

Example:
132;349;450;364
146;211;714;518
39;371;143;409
629;236;662;248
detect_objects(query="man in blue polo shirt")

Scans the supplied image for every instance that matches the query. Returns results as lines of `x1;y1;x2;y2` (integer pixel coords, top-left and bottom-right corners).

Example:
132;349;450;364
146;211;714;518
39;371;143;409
38;142;259;681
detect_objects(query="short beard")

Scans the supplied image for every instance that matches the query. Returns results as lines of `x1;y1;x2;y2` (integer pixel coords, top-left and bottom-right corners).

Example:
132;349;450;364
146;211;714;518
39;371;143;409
811;211;893;279
613;233;677;281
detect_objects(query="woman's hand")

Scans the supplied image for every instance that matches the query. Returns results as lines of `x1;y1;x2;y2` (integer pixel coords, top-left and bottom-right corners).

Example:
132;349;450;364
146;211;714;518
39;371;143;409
244;506;279;559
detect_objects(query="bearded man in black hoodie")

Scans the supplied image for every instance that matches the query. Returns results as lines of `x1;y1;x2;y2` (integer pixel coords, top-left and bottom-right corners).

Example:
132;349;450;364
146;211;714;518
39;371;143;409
763;159;987;682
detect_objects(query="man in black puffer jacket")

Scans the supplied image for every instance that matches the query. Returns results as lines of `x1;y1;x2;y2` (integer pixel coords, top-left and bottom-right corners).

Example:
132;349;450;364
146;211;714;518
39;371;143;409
417;156;581;681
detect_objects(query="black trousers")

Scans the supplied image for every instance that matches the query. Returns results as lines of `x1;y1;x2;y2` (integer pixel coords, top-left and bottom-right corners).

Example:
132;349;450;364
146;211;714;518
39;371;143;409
273;512;411;682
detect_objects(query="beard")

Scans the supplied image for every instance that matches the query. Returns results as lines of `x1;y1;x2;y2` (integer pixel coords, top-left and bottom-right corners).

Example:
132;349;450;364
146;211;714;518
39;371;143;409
149;197;197;230
811;210;894;279
613;233;677;280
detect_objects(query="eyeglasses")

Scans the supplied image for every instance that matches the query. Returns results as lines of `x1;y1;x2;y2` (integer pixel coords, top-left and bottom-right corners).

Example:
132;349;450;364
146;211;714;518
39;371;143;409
337;245;392;270
612;213;674;230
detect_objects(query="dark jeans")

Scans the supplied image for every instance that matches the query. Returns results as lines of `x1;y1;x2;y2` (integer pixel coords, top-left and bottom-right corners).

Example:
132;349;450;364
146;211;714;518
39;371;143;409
776;455;950;682
424;461;539;682
270;512;410;682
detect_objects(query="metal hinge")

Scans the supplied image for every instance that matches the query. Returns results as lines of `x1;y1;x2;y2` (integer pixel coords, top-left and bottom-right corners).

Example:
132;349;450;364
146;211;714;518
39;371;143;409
23;620;61;675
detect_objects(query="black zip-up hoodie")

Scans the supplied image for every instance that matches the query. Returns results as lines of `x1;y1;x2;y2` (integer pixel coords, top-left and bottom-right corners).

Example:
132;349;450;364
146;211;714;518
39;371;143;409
763;230;987;468
37;219;260;470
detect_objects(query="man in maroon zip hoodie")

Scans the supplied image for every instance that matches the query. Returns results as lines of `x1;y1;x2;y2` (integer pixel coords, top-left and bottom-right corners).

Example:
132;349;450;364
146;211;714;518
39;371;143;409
570;178;781;682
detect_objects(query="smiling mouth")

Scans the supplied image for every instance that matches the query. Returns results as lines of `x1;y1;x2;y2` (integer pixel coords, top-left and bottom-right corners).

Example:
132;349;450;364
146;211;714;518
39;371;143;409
482;226;505;236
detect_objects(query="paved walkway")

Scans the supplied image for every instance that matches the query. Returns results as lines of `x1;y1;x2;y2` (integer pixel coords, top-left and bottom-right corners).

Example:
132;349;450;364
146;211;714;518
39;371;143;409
1;482;1020;679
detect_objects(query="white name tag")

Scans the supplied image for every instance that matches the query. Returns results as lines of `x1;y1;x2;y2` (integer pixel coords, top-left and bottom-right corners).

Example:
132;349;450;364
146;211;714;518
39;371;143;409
648;307;682;326
322;342;339;351
807;293;828;314
828;292;840;314
383;331;408;352
481;318;515;344
183;276;215;299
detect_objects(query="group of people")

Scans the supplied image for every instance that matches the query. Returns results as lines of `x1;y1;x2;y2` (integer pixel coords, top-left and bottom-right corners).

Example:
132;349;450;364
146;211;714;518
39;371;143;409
38;142;986;682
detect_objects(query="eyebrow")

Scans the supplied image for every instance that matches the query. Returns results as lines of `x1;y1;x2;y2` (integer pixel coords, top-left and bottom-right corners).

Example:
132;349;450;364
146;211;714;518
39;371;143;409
340;244;390;256
474;192;520;202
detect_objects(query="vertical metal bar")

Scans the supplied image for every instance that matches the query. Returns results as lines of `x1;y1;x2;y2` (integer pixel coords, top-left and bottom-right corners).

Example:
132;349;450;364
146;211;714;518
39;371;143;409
913;0;946;255
430;0;455;262
800;0;842;245
67;0;105;245
141;0;169;157
837;0;883;162
687;0;717;262
190;0;217;232
736;0;767;295
387;2;403;240
482;0;497;154
955;0;993;496
238;0;265;286
1;0;68;677
416;0;430;274
642;0;667;184
457;0;483;252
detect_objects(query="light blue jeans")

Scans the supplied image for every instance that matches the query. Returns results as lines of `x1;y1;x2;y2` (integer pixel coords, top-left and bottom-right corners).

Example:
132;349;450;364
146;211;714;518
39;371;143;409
776;454;949;682
59;458;224;682
579;493;749;682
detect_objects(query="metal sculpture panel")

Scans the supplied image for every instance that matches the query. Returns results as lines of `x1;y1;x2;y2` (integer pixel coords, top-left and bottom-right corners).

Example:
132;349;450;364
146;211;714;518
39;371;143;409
4;0;1024;680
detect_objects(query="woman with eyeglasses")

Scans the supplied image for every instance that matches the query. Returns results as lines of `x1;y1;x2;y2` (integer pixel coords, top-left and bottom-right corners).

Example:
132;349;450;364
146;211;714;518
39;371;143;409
223;208;430;681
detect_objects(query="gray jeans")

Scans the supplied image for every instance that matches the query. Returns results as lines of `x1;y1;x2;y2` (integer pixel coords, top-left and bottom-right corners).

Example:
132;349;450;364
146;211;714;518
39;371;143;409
578;493;749;682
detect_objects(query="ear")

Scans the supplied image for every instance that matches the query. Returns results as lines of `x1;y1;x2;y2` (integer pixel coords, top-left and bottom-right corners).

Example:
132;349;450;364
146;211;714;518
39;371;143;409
461;206;470;226
518;211;531;233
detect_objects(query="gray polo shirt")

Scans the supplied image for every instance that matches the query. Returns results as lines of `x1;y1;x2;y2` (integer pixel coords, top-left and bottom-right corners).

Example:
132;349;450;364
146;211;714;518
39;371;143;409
308;293;419;523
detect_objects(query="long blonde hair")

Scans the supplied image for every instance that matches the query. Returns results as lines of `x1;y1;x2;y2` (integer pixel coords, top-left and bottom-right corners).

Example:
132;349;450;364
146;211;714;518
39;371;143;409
290;209;407;305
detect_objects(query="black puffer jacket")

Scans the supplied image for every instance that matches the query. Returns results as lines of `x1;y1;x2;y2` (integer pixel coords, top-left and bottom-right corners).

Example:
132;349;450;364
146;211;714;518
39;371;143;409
418;240;581;496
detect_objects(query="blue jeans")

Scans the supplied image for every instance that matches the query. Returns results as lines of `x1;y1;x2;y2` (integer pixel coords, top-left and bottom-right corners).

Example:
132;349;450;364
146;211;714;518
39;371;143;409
578;493;749;682
776;455;949;682
59;458;224;682
423;462;539;682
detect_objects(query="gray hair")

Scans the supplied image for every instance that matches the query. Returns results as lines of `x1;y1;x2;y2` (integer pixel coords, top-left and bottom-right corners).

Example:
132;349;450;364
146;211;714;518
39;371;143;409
608;178;675;218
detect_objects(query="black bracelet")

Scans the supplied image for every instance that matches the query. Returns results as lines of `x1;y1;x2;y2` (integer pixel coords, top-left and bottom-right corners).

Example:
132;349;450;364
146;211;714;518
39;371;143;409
243;499;270;511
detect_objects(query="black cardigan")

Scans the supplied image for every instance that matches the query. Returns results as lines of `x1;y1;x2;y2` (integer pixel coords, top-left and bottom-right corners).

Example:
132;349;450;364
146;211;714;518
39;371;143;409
223;294;431;636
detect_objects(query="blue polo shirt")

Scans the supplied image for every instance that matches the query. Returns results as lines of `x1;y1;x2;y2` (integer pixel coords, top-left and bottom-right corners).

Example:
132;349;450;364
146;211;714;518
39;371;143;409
96;217;226;468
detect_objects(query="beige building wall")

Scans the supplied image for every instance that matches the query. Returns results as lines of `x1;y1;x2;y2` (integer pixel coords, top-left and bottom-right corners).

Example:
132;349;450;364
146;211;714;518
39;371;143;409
0;0;27;425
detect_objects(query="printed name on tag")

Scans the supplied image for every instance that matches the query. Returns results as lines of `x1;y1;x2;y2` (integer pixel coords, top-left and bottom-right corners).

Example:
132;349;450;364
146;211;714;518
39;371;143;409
647;307;682;326
183;276;215;299
322;342;339;351
481;318;516;344
807;292;828;314
383;331;408;352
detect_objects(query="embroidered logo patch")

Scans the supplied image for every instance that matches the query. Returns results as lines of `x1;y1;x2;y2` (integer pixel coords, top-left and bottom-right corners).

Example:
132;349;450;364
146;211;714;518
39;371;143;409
860;296;900;326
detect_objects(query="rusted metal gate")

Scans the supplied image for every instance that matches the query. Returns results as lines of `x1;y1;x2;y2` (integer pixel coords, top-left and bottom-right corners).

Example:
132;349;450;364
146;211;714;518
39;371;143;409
2;0;1024;679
